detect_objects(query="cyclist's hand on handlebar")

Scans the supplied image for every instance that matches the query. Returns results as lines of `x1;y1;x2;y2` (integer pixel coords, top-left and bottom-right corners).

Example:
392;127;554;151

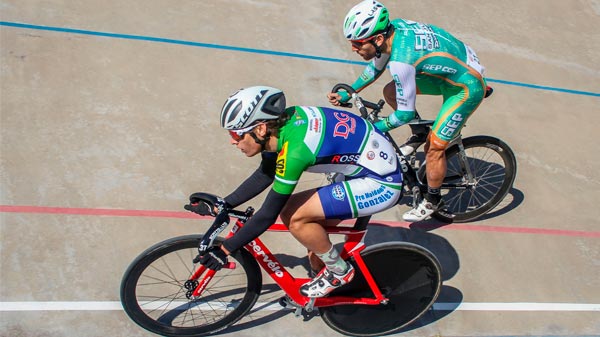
327;92;342;106
195;246;228;271
185;192;230;216
184;202;216;216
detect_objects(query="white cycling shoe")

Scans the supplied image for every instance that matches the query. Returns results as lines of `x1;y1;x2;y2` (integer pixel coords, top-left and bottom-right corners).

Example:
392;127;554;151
403;198;440;222
300;265;355;298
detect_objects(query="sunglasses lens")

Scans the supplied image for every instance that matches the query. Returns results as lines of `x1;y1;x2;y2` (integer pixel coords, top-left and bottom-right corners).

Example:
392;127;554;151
229;124;261;141
229;131;242;141
351;35;377;48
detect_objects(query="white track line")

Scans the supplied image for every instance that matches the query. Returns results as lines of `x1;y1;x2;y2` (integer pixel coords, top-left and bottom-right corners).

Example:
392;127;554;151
1;301;599;312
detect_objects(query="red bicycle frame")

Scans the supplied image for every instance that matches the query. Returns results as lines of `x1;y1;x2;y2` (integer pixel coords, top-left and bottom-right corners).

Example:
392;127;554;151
189;217;388;309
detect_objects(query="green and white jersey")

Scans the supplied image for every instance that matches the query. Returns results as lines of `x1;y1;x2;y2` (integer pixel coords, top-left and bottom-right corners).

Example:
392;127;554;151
273;106;398;195
355;19;485;111
353;18;487;138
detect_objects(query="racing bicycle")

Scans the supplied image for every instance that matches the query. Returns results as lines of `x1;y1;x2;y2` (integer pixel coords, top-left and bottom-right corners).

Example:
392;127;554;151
331;83;517;222
120;193;442;336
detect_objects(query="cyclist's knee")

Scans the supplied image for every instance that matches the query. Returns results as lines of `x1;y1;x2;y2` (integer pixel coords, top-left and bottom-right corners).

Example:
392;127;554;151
281;190;317;227
287;212;330;234
285;209;312;233
287;219;302;234
428;133;448;153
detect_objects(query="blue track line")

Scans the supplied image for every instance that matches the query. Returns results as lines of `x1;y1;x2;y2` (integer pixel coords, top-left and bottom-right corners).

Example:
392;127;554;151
2;21;599;98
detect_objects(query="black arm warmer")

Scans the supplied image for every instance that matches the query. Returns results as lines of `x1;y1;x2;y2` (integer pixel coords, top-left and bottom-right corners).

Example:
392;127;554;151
223;152;277;208
222;189;289;253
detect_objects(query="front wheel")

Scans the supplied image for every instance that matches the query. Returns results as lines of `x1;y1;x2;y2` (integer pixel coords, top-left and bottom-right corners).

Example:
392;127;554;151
120;235;262;337
320;242;442;337
420;135;517;222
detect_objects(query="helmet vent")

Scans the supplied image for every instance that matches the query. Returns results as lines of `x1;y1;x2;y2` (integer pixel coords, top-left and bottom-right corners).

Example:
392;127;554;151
221;100;241;126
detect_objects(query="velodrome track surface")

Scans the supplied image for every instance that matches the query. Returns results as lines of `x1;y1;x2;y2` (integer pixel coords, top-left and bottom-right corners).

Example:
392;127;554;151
1;1;599;336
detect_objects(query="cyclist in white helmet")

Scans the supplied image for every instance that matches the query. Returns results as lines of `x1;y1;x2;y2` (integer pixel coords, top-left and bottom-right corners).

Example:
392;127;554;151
186;85;403;297
328;0;488;222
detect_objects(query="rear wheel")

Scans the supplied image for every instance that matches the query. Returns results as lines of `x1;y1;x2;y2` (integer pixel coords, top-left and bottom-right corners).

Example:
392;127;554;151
120;235;262;337
421;135;517;222
320;242;442;337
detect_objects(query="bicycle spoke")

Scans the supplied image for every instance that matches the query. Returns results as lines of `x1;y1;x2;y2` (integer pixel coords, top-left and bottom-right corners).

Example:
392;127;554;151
130;247;255;328
434;138;516;222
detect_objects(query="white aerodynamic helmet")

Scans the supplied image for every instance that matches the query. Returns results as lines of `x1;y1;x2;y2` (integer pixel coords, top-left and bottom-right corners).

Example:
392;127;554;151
220;86;286;131
343;0;390;41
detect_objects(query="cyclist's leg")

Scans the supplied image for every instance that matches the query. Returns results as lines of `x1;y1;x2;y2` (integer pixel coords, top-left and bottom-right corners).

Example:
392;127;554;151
281;189;354;297
282;169;403;252
405;73;485;221
280;188;344;274
280;188;341;255
429;74;486;187
283;172;402;297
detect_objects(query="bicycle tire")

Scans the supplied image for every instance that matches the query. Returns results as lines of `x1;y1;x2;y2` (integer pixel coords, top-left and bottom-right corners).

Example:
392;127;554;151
120;235;262;337
420;135;517;223
320;242;442;337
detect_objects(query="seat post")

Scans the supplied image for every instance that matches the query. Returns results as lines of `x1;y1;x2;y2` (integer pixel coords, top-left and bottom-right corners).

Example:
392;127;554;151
352;215;371;231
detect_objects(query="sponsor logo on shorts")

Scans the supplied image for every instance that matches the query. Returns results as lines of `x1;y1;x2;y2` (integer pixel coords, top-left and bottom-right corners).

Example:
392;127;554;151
331;185;346;201
355;186;395;209
367;151;376;160
440;113;464;138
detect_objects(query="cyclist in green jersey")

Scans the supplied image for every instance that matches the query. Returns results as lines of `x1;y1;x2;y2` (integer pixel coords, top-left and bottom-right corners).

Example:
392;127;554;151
187;85;403;297
328;0;488;222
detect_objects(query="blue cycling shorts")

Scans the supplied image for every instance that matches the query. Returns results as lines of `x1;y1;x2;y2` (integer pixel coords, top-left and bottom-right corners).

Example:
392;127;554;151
317;170;403;219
